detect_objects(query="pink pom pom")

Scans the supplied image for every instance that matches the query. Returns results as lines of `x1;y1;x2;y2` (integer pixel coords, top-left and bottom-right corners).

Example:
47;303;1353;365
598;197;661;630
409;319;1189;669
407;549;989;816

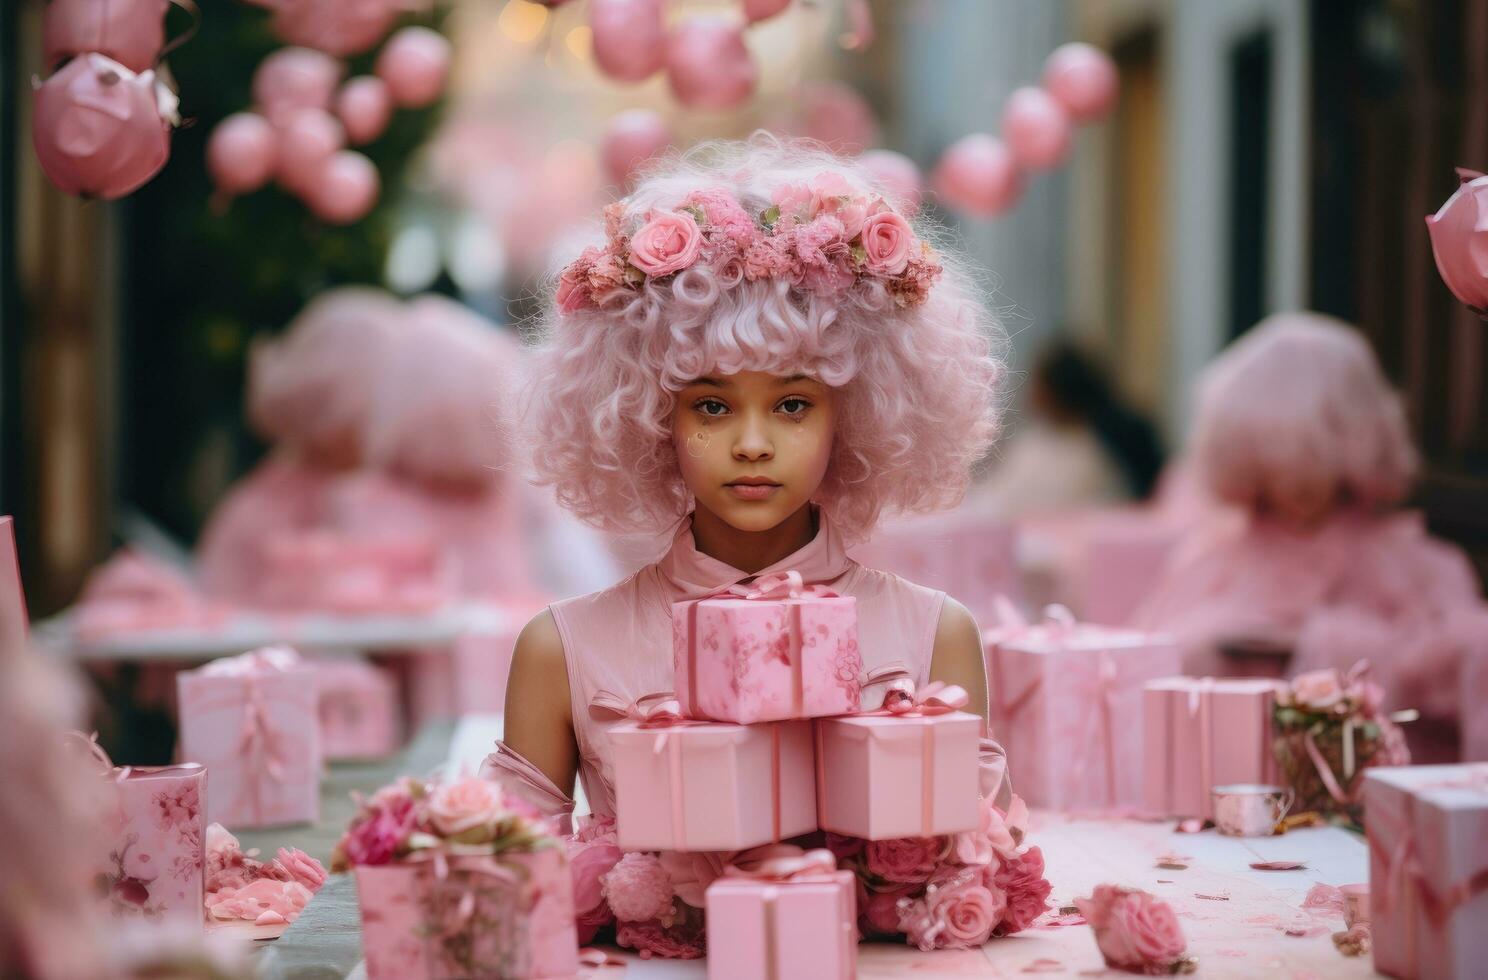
932;133;1022;217
743;0;791;23
305;150;380;224
271;0;399;58
275;107;345;194
601;852;674;923
336;76;393;145
1042;42;1119;122
31;54;170;200
666;17;758;111
253;47;343;122
590;0;667;84
600;109;671;185
42;0;168;74
207;112;278;195
1000;86;1071;171
859;148;923;214
375;26;452;109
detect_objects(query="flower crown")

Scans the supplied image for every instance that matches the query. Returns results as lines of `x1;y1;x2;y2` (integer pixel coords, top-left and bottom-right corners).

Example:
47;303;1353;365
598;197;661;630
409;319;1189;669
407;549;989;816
556;171;943;314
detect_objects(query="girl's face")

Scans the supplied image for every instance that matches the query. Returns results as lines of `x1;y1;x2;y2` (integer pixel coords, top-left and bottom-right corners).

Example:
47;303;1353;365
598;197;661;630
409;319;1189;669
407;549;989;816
672;371;836;534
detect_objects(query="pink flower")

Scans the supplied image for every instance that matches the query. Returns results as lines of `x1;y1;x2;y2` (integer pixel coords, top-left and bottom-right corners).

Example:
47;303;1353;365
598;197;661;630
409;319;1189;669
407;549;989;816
684;188;757;246
860;211;914;275
903;869;1005;950
615;917;706;960
864;837;943;885
657;849;731;909
771;181;814;223
1289;669;1346;711
336;794;416;868
153;783;200;831
1076;885;1190;975
989;846;1052;935
602;853;675;923
824;832;866;861
568;838;622;938
742;236;797;281
425;776;507;837
272;848;328;892
862;886;913;936
629;211;703;277
555;269;590;314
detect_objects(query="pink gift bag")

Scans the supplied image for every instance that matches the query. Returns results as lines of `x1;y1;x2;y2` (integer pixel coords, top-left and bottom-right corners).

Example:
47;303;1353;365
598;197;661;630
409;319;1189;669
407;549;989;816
312;658;401;761
673;570;862;724
176;647;321;829
1364;764;1488;980
356;848;578;980
605;696;817;852
1143;677;1283;819
985;606;1181;813
813;684;981;840
706;847;857;980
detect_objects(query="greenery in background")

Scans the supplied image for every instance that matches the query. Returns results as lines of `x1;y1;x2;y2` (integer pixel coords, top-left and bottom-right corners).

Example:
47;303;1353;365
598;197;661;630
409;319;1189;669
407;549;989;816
124;3;448;541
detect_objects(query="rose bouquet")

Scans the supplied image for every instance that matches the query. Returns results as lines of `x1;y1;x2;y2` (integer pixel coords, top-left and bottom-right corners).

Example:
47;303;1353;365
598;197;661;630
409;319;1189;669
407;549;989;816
1273;663;1413;824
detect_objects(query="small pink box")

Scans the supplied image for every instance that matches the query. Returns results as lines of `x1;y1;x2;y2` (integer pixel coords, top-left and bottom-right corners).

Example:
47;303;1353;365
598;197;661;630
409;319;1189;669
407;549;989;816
176;648;321;829
312;659;401;761
706;870;857;980
608;720;817;852
1143;677;1283;819
356;848;578;980
673;581;862;724
814;712;981;840
1364;765;1488;980
985;618;1181;812
92;763;207;927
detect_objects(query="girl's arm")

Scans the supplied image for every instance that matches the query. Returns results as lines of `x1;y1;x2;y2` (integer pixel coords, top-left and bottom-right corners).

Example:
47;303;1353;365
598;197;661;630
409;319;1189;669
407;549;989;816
929;596;990;727
502;609;581;797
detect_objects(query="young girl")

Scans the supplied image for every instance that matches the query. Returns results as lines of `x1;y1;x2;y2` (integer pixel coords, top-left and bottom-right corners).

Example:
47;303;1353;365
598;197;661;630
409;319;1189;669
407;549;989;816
499;136;1002;823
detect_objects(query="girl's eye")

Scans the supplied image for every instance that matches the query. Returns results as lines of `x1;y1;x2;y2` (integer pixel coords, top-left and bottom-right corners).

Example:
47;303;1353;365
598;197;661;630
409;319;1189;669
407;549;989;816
696;398;730;417
778;397;812;417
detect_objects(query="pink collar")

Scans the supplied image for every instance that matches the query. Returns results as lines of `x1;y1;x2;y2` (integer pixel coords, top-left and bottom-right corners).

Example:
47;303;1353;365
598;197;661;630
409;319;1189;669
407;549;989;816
655;509;854;602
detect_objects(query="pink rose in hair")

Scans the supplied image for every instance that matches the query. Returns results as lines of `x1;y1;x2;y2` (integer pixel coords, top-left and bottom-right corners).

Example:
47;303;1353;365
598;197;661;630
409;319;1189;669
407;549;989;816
860;210;914;275
556;269;590;313
629;211;703;276
989;846;1052;935
864;837;943;884
1077;885;1192;975
567;838;622;941
684;188;757;246
1289;669;1346;711
425;776;507;837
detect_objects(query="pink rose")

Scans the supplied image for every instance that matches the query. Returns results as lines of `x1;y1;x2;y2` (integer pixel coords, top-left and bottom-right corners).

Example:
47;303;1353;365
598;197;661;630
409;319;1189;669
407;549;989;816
1426;170;1488;315
567;839;622;938
1290;669;1345;711
628;211;703;276
859;210;914;274
989;846;1052;935
425;776;507;837
864;837;943;884
337;793;416;868
903;870;1005;950
555;269;590;314
862;886;913;936
1076;885;1190;975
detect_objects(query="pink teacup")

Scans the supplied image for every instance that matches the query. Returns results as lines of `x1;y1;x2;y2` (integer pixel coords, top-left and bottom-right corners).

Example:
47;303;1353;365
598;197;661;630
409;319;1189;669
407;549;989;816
1212;783;1293;836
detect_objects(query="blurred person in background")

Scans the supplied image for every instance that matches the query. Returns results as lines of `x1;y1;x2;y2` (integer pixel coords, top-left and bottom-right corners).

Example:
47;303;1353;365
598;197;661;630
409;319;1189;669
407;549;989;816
1134;313;1488;759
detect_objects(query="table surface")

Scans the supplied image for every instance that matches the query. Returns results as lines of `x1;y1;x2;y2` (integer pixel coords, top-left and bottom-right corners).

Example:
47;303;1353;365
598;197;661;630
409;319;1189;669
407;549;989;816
257;718;1376;979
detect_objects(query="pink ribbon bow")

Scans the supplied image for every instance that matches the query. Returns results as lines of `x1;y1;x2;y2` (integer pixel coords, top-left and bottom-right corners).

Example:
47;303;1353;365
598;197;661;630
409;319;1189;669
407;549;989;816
724;844;839;882
588;690;690;728
879;681;970;716
721;570;839;602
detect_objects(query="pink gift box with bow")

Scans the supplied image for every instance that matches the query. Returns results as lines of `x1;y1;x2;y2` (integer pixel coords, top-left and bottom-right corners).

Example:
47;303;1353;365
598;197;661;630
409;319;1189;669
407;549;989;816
813;684;981;840
1364;764;1488;980
985;606;1181;812
605;695;817;852
176;647;321;829
312;658;401;761
356;848;578;980
673;570;862;724
1143;677;1283;819
705;847;857;980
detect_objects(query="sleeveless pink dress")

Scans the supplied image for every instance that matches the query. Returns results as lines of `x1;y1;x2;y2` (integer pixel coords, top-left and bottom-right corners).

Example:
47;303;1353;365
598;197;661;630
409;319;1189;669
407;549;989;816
549;510;946;818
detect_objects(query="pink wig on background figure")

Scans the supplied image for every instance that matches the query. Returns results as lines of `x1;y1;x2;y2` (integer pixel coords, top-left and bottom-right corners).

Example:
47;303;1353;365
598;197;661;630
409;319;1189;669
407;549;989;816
524;135;1003;540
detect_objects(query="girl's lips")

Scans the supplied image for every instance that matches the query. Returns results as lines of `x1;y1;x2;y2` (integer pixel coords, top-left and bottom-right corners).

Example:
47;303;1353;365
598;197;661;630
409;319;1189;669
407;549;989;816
726;483;781;501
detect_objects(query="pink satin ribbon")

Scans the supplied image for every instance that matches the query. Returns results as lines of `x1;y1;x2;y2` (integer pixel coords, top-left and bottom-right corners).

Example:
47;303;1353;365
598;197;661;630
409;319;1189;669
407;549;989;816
64;729;133;783
190;674;305;824
589;690;690;728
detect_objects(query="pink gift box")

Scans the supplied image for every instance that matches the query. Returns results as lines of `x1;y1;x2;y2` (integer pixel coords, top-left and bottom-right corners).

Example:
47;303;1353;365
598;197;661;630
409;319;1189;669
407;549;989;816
1364;764;1488;980
176;648;321;829
814;711;981;840
356;848;578;980
673;574;862;724
985;615;1181;812
1143;677;1283;819
608;720;817;852
847;511;1021;624
92;763;207;927
312;659;401;761
706;870;857;980
1070;512;1182;627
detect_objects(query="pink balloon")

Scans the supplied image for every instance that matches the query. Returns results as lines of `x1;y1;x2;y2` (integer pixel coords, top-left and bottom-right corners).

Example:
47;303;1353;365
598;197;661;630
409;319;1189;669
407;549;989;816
271;0;399;58
42;0;169;74
305;150;380;224
859;149;923;214
666;18;757;111
932;133;1022;217
743;0;791;23
600;109;672;185
590;0;666;84
1001;86;1071;171
774;80;878;153
1426;169;1488;316
31;54;170;200
275;107;345;193
1042;42;1119;122
336;76;392;145
375;27;452;109
207;112;278;195
253;47;343;123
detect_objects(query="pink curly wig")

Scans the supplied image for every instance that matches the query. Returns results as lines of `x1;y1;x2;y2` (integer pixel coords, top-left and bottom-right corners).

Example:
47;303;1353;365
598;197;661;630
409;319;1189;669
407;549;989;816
524;136;1003;540
1191;312;1417;522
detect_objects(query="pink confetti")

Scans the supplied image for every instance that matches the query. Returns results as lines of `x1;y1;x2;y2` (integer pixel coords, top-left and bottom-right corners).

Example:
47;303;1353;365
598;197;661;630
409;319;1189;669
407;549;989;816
1021;960;1065;974
1301;883;1345;915
1251;859;1307;871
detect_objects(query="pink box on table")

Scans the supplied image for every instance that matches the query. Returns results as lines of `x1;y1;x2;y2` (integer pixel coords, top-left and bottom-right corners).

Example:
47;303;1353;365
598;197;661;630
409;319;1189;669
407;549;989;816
1364;764;1488;979
706;868;857;980
814;710;981;840
1143;677;1283;819
312;658;401;760
985;612;1180;812
176;647;321;829
356;848;578;980
673;573;861;724
608;719;817;852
